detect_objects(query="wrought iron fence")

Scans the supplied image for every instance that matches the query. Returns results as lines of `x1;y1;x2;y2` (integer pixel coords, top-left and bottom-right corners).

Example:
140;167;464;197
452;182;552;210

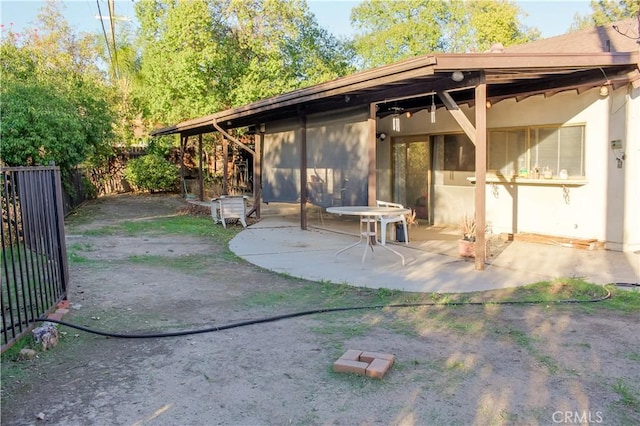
1;166;69;352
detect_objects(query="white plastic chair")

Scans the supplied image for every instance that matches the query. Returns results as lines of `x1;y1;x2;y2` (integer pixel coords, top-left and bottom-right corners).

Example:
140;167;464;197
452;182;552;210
375;200;408;245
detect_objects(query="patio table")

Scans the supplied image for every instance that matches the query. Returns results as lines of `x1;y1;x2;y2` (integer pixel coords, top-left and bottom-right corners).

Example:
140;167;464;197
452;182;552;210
326;206;410;265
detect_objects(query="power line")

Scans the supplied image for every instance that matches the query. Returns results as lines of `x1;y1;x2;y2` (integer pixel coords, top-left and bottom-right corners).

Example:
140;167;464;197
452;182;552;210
95;0;119;80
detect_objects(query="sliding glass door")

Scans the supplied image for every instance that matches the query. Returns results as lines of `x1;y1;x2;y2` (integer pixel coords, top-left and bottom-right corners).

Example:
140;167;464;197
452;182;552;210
392;136;431;220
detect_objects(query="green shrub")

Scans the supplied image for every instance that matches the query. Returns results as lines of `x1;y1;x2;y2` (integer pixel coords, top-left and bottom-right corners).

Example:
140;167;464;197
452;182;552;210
123;154;179;193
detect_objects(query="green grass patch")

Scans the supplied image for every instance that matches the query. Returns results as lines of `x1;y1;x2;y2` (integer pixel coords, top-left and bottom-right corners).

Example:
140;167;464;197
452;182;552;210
625;352;640;362
127;253;213;274
78;215;240;242
490;325;559;374
244;280;397;310
613;378;640;411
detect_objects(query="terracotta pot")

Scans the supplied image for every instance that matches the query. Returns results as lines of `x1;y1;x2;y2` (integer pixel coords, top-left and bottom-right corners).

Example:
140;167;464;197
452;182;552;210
458;239;475;258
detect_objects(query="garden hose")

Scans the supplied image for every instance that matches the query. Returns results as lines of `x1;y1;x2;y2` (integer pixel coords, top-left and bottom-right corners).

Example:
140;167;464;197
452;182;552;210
33;284;619;340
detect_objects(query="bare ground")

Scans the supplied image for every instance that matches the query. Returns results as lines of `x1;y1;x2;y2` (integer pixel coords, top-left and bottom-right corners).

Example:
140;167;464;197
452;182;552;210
1;193;639;426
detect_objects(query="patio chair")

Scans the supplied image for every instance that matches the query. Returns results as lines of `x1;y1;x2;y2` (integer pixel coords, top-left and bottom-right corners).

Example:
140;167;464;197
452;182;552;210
375;200;408;245
307;175;328;225
212;196;248;228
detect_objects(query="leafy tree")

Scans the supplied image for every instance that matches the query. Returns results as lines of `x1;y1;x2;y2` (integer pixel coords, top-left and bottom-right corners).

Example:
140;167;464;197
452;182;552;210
134;0;237;126
350;0;540;68
226;0;354;104
0;1;115;181
570;0;640;31
133;0;354;127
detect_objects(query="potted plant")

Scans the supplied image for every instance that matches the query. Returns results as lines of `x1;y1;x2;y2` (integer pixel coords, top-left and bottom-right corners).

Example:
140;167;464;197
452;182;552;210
458;214;476;257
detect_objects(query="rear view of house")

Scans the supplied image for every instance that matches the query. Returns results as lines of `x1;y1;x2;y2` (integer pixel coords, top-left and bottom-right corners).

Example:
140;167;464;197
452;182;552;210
153;18;640;266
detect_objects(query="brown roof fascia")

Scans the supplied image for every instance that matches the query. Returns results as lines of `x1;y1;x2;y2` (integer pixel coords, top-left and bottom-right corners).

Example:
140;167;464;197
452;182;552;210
151;55;438;136
433;52;638;69
152;52;639;136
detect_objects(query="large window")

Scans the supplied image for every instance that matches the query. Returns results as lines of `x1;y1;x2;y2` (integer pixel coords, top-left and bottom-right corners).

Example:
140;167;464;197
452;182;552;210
444;134;475;171
488;125;585;178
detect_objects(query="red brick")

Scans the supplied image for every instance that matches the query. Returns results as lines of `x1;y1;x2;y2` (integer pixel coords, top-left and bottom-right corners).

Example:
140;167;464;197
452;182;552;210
56;308;70;315
333;359;368;375
57;300;70;309
360;351;395;365
48;312;63;322
339;349;363;361
365;358;393;379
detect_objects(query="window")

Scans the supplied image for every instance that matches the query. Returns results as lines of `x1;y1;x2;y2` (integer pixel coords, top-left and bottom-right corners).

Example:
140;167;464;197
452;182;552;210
488;129;526;176
444;134;475;171
530;126;585;177
487;125;585;178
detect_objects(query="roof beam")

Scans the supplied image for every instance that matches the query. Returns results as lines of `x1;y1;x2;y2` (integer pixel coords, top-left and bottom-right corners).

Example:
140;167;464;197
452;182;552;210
438;90;476;145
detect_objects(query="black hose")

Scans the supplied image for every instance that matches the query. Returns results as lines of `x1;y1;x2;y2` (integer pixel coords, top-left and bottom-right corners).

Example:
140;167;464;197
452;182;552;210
34;286;613;339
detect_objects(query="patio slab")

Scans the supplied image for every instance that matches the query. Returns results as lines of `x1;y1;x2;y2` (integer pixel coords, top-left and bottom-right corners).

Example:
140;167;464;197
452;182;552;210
229;216;640;293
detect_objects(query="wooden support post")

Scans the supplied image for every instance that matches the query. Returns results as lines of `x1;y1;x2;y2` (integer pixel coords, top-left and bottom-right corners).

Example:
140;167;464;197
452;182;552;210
299;112;308;230
222;136;228;195
198;133;204;201
253;130;263;219
474;76;487;271
180;134;186;197
368;103;377;207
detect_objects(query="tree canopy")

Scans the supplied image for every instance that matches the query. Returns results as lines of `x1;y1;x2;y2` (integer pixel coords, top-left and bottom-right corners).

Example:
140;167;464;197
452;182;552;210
133;0;355;127
0;1;115;179
570;0;640;31
350;0;540;68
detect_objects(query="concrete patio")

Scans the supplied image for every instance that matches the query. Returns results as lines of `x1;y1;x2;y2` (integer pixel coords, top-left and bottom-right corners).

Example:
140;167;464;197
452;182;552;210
230;204;640;293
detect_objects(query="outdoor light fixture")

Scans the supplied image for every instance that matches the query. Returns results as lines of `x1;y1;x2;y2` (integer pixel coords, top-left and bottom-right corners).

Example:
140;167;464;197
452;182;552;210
598;67;610;97
389;105;402;132
392;114;401;132
377;132;387;141
599;84;610;97
430;94;436;124
451;71;464;82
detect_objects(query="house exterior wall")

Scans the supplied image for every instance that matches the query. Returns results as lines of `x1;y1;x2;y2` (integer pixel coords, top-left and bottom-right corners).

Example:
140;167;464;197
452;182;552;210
375;85;639;251
622;84;640;252
262;107;370;205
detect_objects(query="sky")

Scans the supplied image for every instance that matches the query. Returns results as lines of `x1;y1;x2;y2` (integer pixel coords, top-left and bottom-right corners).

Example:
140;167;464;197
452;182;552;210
0;0;593;40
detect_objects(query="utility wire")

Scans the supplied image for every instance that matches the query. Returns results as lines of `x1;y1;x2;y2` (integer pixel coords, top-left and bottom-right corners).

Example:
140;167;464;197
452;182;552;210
108;0;119;80
96;0;115;79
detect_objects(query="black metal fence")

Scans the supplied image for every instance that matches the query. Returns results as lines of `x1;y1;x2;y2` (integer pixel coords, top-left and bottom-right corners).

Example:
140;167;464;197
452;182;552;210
1;166;69;351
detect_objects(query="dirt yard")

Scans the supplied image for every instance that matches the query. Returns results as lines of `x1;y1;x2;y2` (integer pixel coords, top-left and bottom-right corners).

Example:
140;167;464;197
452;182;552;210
1;194;639;426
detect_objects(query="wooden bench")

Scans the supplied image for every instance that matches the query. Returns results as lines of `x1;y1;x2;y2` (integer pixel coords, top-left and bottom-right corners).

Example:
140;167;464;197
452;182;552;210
211;196;248;228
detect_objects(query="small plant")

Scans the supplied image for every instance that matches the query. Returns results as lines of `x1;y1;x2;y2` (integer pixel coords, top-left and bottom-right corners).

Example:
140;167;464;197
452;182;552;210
460;215;476;242
405;209;418;227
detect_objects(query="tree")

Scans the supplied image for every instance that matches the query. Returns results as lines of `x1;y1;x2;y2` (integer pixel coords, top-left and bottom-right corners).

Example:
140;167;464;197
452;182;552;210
134;0;233;126
133;0;354;127
225;0;354;104
0;1;115;181
570;0;640;31
350;0;540;69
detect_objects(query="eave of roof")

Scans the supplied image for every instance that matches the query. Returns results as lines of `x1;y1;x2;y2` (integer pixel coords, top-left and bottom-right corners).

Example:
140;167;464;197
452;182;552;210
152;50;639;137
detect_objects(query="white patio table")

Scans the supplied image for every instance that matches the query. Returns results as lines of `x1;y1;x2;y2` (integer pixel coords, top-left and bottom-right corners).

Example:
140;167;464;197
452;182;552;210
326;206;410;266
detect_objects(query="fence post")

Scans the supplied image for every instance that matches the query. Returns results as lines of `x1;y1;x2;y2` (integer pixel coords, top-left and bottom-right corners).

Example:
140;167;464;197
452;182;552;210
50;164;69;297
